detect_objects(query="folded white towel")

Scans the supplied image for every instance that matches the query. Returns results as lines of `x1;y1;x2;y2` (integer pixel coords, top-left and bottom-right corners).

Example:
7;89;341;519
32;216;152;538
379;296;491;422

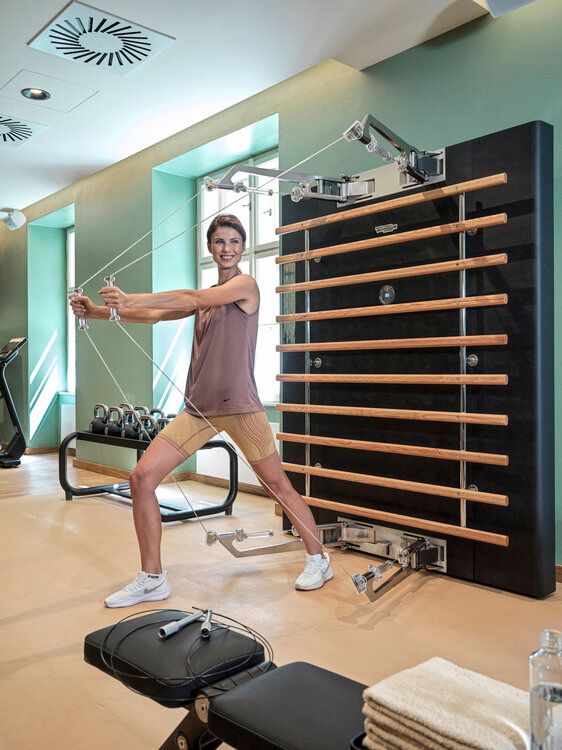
364;703;474;749
362;657;529;750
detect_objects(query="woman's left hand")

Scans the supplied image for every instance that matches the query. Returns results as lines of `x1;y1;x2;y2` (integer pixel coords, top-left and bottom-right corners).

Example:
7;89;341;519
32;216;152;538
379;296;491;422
99;285;131;310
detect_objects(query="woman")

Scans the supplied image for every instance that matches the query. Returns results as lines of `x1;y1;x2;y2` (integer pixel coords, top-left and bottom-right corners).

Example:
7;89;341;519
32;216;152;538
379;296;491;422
70;214;333;607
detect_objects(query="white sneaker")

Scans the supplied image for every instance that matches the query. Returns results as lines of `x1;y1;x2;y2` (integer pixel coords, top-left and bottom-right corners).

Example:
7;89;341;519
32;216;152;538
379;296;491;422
104;570;172;608
295;553;334;591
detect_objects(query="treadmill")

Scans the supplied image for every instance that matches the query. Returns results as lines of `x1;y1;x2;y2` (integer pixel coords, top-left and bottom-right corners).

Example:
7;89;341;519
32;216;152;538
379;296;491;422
0;337;27;468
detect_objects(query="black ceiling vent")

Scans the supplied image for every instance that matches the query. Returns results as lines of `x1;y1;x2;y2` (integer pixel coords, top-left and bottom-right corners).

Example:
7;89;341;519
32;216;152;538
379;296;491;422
28;2;175;75
0;115;47;147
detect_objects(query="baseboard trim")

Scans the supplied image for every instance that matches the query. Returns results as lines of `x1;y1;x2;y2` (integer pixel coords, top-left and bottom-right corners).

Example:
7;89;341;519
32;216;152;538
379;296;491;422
25;446;58;455
71;459;266;495
188;471;267;497
556;565;562;583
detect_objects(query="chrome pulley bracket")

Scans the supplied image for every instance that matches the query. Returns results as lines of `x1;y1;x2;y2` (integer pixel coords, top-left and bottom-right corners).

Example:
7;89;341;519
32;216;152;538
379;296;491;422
344;113;445;185
353;537;441;602
205;527;304;558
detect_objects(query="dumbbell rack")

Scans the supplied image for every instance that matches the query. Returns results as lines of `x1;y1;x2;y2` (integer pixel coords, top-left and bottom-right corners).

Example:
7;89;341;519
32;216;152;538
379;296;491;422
59;431;238;522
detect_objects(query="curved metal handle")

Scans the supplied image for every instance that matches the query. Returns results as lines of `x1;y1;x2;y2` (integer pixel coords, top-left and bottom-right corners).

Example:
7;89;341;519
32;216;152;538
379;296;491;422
107;406;124;423
104;275;120;322
70;286;89;331
93;403;109;420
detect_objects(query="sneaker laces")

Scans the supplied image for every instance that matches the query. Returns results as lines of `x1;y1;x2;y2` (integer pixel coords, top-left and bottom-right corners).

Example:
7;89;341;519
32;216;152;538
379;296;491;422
301;556;325;577
122;572;149;593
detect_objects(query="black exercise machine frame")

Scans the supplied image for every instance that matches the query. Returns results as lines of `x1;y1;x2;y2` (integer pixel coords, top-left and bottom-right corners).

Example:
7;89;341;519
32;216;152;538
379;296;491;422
59;431;238;522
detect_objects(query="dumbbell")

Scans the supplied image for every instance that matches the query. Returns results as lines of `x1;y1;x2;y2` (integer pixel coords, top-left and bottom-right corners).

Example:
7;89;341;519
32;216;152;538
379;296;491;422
121;409;141;439
89;403;109;434
104;407;124;437
139;414;157;441
156;417;170;433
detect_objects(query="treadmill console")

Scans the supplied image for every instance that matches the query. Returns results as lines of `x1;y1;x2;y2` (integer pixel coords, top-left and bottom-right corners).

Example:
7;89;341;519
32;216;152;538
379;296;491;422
0;338;27;365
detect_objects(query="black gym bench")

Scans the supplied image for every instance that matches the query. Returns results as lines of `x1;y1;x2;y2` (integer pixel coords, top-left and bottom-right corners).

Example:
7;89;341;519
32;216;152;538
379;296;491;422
59;431;238;522
85;610;367;750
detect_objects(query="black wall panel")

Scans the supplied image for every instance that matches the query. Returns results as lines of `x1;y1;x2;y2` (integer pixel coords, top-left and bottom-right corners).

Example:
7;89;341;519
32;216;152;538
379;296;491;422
279;121;554;598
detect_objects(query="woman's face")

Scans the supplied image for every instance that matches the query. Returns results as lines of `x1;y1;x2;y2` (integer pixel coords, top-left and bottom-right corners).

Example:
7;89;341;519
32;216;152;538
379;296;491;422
208;226;245;271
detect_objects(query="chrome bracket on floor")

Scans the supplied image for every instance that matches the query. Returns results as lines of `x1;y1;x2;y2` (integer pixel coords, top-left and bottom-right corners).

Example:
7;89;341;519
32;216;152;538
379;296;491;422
205;522;345;559
352;537;443;602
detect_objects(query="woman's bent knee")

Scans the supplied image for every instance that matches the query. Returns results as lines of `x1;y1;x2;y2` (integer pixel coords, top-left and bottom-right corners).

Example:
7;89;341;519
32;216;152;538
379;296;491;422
129;464;157;495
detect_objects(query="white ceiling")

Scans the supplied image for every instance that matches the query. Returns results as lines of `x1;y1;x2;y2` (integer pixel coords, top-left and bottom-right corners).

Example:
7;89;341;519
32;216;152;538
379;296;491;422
0;0;486;211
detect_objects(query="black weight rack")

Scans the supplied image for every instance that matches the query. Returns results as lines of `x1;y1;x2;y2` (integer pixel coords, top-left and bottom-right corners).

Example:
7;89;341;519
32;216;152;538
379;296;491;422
59;431;238;522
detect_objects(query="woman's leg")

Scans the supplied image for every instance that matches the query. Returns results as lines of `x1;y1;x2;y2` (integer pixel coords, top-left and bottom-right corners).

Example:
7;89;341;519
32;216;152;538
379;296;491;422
104;414;216;607
128;437;188;573
215;413;327;564
129;412;216;572
250;451;322;556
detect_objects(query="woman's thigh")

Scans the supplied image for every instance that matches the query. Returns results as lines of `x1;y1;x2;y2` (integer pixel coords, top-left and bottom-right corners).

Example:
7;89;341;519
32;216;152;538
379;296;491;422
137;411;216;486
216;411;277;465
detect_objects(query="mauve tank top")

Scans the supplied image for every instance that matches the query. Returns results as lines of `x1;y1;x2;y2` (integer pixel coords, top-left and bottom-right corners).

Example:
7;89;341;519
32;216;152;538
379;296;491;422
184;301;262;416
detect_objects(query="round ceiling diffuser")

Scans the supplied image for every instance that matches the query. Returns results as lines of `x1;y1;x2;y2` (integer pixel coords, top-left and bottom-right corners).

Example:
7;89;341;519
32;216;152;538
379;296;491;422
0;116;33;144
48;17;152;68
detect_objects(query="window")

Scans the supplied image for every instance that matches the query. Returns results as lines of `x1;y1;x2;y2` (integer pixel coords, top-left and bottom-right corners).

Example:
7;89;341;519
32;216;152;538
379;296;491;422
197;151;280;403
66;227;76;393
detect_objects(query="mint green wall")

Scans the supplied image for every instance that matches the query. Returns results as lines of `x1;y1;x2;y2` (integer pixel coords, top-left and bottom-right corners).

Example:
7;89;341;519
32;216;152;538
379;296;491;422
0;0;560;555
27;226;67;447
151;170;197;472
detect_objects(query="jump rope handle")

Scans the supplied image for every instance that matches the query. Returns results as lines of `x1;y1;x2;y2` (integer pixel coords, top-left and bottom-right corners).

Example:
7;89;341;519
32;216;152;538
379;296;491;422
158;611;204;640
104;275;121;322
70;286;89;331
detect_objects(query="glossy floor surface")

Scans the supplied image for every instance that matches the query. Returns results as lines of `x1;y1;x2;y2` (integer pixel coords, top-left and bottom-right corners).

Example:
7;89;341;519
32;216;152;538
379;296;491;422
1;454;561;749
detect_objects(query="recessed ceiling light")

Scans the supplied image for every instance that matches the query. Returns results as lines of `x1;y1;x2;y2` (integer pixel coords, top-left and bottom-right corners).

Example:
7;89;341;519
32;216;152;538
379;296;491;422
21;88;51;101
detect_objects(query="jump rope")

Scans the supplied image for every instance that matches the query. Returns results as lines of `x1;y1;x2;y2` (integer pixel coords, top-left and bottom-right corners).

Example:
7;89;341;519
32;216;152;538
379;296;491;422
98;606;274;702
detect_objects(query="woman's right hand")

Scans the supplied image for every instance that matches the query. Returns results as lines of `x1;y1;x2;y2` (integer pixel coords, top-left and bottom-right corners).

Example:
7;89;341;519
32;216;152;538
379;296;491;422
69;293;100;319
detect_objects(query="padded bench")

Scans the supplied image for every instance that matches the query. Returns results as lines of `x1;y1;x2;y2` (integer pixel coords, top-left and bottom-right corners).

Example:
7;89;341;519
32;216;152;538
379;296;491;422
208;661;366;750
84;611;367;750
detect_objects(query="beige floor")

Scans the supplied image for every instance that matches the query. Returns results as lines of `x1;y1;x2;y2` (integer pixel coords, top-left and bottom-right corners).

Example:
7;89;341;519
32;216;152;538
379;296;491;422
1;454;560;750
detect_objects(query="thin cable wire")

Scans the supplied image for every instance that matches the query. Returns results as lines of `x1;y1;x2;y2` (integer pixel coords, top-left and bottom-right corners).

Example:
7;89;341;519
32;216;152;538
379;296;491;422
84;330;211;535
77;132;356;580
79;191;200;289
115;321;356;583
110;135;345;277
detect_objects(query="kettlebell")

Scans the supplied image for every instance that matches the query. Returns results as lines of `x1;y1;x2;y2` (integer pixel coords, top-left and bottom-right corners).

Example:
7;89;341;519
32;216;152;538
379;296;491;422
104;407;124;437
134;405;150;415
156;417;170;433
121;409;141;440
166;413;177;419
139;414;157;441
89;403;109;434
150;408;164;421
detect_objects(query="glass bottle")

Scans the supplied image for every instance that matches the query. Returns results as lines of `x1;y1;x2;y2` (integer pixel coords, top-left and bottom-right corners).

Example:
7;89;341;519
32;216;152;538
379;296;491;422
530;629;562;749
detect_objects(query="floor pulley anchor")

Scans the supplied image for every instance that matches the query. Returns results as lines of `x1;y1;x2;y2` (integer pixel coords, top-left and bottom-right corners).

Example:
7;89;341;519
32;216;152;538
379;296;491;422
352;538;442;602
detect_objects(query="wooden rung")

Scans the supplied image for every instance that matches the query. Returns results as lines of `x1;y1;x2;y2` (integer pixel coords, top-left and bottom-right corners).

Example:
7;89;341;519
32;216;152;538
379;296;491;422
283;462;508;506
277;402;508;426
304;495;509;547
276;213;507;265
277;334;508;353
275;173;508;236
276;253;508;294
276;293;508;324
277;373;508;386
277;432;509;467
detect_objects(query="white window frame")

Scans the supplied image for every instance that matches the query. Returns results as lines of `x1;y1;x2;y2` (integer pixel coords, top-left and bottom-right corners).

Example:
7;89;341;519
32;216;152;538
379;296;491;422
66;227;76;393
196;149;280;404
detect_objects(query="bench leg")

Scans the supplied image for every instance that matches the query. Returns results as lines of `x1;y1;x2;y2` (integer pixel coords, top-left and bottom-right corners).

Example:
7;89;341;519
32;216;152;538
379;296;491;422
159;709;222;750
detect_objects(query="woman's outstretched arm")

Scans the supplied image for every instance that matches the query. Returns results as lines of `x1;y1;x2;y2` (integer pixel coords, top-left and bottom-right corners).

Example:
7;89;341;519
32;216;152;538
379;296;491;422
69;294;190;324
98;274;257;314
